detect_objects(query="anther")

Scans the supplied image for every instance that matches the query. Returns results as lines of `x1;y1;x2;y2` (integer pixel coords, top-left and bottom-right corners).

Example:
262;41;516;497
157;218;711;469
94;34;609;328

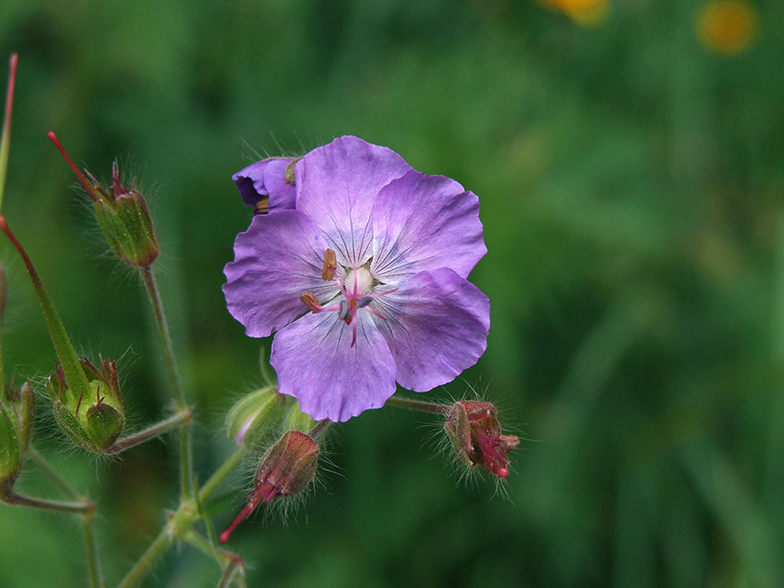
300;291;322;313
338;300;349;321
322;249;337;281
358;296;373;309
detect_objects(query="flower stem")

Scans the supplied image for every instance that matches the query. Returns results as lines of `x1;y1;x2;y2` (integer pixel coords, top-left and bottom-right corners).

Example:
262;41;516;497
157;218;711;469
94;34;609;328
139;265;193;501
82;508;103;588
308;418;332;440
106;409;192;454
384;394;451;415
27;445;81;500
199;448;245;505
0;489;94;515
116;524;175;588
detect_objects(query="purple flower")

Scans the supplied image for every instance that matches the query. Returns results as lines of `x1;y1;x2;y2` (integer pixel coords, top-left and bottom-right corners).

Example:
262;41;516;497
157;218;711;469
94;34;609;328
223;136;490;422
233;157;297;214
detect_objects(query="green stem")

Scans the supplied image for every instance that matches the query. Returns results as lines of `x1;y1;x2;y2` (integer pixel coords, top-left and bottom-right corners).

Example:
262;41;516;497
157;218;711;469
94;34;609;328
216;557;244;588
1;489;94;515
139;265;193;501
117;448;246;588
106;409;192;454
27;445;81;500
116;525;175;588
384;394;451;415
82;509;103;588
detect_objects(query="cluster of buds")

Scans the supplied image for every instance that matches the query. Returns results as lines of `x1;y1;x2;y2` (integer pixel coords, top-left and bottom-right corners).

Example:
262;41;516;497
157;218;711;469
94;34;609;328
445;400;519;479
0;382;34;491
48;132;159;268
46;357;125;452
220;429;319;542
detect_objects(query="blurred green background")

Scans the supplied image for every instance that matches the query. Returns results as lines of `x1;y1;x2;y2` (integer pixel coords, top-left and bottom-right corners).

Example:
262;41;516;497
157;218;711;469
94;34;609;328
1;0;783;586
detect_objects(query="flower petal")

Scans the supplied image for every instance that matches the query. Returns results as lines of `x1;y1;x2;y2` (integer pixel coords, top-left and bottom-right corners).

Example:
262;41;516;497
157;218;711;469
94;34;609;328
375;268;490;392
233;157;296;211
223;211;336;337
371;170;486;281
271;311;397;422
295;136;411;266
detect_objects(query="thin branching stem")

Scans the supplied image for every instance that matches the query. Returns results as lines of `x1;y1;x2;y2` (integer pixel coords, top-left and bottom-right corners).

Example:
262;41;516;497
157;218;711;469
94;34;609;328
1;490;94;515
106;409;192;454
139;265;193;501
384;394;451;415
82;509;103;588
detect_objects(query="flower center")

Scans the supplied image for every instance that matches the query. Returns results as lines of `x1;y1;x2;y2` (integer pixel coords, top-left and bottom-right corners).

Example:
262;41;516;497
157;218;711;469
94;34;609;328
299;250;389;347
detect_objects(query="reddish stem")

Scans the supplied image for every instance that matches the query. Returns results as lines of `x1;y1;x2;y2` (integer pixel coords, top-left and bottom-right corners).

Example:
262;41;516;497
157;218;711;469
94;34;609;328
46;131;100;202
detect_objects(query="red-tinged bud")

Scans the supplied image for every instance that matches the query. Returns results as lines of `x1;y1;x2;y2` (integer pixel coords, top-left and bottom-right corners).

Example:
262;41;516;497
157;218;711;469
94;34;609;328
48;133;160;268
444;401;519;479
220;429;319;542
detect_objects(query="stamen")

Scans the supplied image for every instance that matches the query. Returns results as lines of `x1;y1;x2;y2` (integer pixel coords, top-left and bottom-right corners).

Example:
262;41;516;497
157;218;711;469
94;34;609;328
358;296;373;309
254;197;270;215
322;249;337;281
338;300;349;321
300;291;322;313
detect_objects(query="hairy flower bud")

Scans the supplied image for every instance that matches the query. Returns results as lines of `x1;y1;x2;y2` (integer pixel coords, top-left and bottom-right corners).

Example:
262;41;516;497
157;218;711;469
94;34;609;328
220;429;319;542
445;400;519;478
48;133;159;267
46;357;125;452
0;382;34;488
226;386;289;447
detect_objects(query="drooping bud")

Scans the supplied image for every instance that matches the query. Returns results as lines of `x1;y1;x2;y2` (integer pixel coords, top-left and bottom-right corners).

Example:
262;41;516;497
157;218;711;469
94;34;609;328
226;386;289;447
46;357;125;452
0;381;34;488
444;401;519;479
220;429;319;542
48;133;160;268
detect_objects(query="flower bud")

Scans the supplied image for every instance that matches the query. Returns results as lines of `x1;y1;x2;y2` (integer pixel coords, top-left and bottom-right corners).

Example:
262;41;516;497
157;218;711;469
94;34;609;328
444;400;519;479
49;133;160;267
46;357;125;452
281;399;317;433
226;386;289;447
220;429;319;542
0;382;34;488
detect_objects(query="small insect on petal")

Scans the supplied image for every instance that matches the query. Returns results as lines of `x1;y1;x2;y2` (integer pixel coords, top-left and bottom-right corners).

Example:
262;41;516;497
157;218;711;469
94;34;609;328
322;249;337;281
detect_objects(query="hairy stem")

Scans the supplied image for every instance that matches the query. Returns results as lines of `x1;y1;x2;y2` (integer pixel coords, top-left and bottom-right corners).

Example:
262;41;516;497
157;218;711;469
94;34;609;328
106;409;192;454
82;509;103;588
0;489;94;515
139;265;193;501
116;525;175;588
384;394;451;415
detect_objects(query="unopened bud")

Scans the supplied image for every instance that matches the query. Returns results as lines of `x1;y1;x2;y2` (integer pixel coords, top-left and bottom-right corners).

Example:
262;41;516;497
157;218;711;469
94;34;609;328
226;386;288;447
220;429;319;542
0;382;34;487
49;133;160;267
46;357;125;452
445;401;519;479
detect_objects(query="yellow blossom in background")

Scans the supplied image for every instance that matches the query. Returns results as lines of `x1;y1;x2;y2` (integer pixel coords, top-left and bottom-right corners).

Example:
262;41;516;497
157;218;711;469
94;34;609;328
539;0;609;26
697;0;757;54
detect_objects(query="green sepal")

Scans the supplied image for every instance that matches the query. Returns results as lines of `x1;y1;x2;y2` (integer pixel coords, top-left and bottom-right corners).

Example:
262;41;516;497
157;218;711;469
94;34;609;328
282;400;317;434
94;189;159;268
85;402;124;450
0;404;20;484
52;400;97;452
